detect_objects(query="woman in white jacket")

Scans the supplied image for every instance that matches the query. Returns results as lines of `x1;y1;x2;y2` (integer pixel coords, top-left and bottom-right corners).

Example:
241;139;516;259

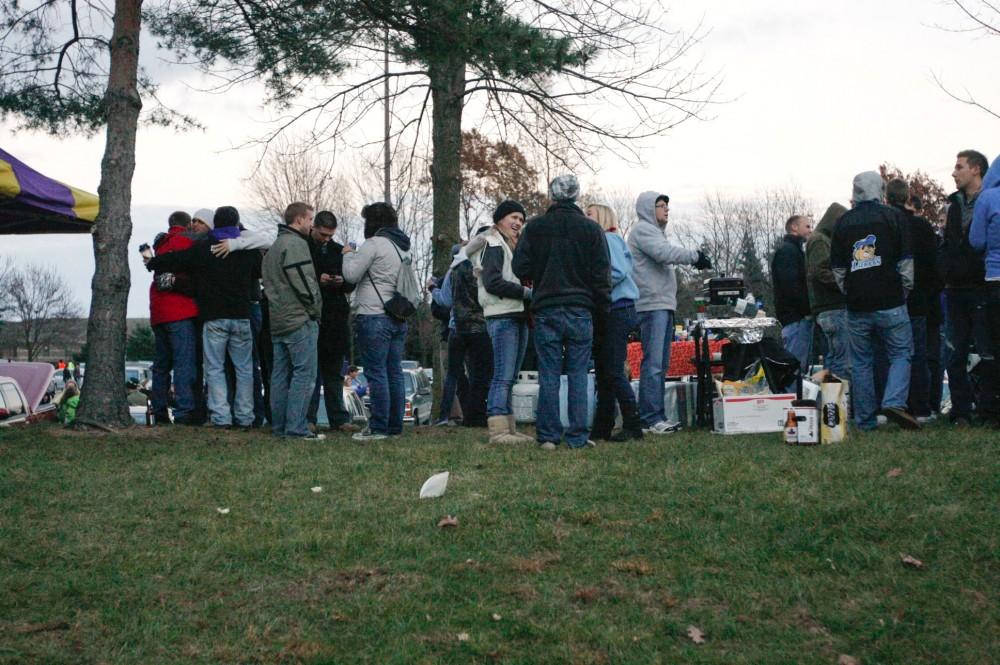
469;200;534;444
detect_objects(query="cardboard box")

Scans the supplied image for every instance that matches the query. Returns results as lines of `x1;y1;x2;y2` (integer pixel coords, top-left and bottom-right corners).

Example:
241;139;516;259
712;393;797;435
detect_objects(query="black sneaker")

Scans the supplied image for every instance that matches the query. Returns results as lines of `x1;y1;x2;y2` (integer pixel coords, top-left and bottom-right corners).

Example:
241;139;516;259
611;428;644;442
882;407;921;431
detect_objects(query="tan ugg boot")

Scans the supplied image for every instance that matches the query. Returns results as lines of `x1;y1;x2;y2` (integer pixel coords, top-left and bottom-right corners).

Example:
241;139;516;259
488;416;525;444
506;414;534;442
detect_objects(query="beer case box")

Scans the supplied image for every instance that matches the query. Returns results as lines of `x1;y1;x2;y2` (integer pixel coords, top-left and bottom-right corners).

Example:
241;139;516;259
712;393;797;435
820;378;849;443
787;402;820;445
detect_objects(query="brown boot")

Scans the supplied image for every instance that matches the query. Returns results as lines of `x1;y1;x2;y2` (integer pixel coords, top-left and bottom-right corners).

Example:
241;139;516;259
488;416;526;444
506;414;534;442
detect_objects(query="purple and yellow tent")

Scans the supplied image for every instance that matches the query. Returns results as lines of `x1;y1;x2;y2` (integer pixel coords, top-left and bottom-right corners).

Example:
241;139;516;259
0;148;98;234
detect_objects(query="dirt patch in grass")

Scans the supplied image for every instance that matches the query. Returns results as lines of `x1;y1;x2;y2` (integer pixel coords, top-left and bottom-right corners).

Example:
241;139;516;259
509;552;561;573
611;557;654;576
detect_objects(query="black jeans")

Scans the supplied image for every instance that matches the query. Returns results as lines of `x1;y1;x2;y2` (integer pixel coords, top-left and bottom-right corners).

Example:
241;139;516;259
457;330;493;427
438;329;470;423
927;320;944;413
981;283;1000;422
593;304;640;437
307;320;350;427
907;315;930;417
945;288;992;420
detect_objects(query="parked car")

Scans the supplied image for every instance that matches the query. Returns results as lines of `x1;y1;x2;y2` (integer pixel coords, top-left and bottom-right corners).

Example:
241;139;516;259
125;363;153;390
0;362;59;426
355;368;432;425
313;388;370;429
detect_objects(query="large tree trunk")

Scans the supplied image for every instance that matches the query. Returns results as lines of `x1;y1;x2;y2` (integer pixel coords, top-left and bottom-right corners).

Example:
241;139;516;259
428;56;466;418
75;0;143;428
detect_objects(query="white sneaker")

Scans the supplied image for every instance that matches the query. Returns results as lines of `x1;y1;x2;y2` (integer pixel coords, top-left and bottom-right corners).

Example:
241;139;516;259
642;420;681;435
353;430;388;442
916;414;936;424
538;441;557;451
876;415;888;426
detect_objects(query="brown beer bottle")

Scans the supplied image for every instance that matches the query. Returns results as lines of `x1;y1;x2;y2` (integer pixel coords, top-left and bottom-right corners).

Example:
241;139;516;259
783;409;798;445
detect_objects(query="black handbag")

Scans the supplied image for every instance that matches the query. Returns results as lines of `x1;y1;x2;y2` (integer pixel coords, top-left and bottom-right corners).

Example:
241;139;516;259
367;272;415;322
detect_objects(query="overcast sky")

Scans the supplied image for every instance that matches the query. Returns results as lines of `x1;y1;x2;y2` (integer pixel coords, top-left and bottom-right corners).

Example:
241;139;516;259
2;0;997;317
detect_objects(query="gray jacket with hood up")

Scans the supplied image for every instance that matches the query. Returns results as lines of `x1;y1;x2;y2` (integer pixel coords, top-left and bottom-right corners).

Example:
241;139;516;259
627;191;699;312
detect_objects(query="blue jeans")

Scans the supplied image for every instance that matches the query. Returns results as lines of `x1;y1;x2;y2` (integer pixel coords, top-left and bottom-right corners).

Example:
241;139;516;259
534;306;593;447
848;305;913;430
945;288;991;420
781;318;814;374
151;318;199;421
908;315;931;417
356;314;407;435
486;318;529;417
203;318;254;427
270;320;319;437
816;309;850;382
638;309;674;427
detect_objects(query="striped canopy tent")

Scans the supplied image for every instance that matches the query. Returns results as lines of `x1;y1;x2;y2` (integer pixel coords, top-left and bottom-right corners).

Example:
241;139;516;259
0;147;98;234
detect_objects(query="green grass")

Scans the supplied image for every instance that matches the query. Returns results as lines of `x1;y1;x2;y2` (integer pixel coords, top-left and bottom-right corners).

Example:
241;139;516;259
0;422;997;664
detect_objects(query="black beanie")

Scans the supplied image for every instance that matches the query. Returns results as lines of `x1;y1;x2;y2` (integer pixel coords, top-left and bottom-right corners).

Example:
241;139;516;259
655;194;670;206
214;206;240;228
493;199;526;223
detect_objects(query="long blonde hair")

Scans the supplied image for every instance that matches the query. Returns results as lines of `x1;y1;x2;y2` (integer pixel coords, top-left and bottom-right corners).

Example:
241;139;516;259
586;203;617;232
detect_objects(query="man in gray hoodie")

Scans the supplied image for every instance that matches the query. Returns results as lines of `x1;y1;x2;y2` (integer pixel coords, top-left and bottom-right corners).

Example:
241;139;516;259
628;191;712;434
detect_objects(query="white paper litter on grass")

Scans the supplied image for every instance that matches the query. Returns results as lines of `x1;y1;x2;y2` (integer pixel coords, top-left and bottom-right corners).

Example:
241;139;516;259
311;486;323;493
216;507;230;515
419;471;449;499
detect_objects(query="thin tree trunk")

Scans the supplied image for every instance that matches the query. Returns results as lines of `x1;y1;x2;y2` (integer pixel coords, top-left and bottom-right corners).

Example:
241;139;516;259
76;0;143;428
428;55;465;418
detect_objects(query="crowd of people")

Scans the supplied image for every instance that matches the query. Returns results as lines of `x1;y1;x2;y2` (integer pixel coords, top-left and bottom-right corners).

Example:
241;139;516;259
773;149;1000;431
138;148;999;446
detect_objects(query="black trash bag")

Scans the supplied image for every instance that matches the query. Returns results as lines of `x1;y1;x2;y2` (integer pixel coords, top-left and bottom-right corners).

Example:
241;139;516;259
758;336;801;394
721;342;760;382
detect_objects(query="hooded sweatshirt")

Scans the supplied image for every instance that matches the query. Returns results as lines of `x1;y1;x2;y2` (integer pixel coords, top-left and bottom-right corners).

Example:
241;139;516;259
830;174;913;313
342;227;413;316
806;202;848;316
969;155;1000;280
627;191;699;312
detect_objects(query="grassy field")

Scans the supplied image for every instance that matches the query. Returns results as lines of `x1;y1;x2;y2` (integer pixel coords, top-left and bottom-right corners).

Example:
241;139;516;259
0;421;997;664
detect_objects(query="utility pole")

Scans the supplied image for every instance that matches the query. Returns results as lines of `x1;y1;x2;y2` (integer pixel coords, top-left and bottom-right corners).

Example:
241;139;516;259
383;26;391;206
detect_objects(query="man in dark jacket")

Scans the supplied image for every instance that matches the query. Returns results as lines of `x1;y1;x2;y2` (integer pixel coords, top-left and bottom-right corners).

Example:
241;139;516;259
145;206;262;429
939;149;990;425
512;174;611;449
831;172;919;431
147;210;204;425
306;211;358;433
806;202;850;381
772;214;814;373
887;179;940;421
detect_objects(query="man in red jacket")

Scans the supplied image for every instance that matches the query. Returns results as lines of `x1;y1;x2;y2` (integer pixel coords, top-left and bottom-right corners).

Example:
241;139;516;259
148;210;203;424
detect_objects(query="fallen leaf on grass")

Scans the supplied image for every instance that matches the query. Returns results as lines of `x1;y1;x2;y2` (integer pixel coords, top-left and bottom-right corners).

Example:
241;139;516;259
886;468;903;478
900;554;924;569
686;625;706;644
491;613;502;621
457;632;470;642
437;515;459;528
838;655;860;665
612;557;653;576
311;486;323;493
216;507;230;515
